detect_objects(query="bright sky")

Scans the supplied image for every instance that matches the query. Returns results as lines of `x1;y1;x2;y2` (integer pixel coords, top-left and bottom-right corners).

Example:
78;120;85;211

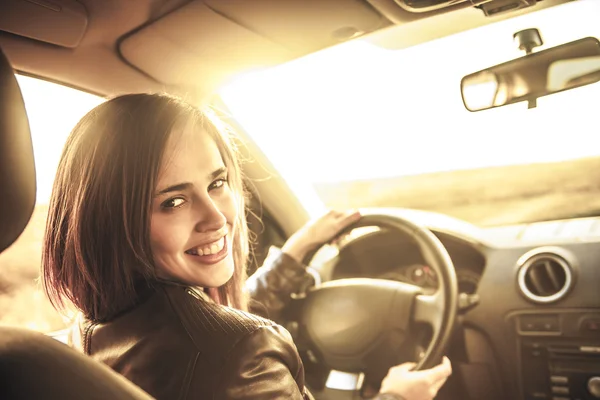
220;0;600;190
16;75;104;204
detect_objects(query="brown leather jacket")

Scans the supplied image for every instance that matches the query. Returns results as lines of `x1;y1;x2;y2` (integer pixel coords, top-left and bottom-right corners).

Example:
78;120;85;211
72;250;313;399
73;250;400;400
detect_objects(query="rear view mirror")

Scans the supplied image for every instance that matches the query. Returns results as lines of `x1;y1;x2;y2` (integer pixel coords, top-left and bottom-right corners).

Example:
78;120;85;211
461;37;600;112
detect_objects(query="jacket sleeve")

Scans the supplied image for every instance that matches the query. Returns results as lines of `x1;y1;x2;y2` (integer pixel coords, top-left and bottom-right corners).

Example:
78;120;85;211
246;247;315;322
213;325;311;400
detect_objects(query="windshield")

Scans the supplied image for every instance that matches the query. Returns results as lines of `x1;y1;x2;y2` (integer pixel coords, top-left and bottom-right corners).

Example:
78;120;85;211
220;0;600;227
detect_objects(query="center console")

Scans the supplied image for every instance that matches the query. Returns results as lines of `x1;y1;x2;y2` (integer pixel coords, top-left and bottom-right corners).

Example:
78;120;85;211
516;311;600;400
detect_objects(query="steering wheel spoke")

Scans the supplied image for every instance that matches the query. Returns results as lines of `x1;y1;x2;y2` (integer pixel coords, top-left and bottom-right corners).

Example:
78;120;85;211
414;292;444;330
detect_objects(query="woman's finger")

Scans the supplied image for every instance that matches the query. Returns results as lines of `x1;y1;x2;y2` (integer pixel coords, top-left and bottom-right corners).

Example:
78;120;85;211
414;356;452;385
340;209;361;219
426;357;452;383
330;234;347;246
336;209;361;227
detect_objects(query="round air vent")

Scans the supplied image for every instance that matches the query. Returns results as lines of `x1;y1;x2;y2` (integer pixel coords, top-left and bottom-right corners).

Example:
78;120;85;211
516;247;576;304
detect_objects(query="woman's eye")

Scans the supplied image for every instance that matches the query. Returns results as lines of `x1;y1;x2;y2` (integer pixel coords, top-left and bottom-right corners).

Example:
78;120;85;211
209;178;228;191
161;197;186;209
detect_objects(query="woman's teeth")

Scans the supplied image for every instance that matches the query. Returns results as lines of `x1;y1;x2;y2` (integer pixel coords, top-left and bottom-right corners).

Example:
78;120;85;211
186;237;225;256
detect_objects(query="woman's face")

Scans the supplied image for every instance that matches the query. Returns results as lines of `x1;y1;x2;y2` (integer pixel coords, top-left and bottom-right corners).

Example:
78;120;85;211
150;122;238;288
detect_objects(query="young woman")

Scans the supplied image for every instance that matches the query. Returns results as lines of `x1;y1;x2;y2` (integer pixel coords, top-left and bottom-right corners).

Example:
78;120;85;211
42;93;451;400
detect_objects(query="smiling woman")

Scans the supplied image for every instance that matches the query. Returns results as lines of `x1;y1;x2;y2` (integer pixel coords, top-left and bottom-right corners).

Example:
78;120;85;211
41;94;250;321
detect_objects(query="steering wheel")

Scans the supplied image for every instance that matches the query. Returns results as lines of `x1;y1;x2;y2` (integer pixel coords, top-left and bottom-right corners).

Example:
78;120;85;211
295;209;458;381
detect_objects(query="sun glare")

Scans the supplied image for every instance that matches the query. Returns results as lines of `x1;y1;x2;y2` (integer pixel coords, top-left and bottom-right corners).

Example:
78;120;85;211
220;0;600;197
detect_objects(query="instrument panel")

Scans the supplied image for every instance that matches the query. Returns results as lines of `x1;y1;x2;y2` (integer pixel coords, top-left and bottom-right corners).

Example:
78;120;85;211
332;228;485;295
377;263;480;294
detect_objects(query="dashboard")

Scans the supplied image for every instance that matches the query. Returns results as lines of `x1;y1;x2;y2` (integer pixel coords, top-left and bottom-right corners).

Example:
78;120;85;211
330;228;485;295
317;214;600;400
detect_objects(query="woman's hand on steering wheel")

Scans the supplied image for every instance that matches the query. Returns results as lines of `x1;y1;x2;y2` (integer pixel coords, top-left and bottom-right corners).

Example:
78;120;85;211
380;356;452;400
281;209;361;263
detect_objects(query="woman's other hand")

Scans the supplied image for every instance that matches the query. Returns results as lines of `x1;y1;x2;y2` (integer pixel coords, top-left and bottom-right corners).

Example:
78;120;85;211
380;357;452;400
281;209;361;263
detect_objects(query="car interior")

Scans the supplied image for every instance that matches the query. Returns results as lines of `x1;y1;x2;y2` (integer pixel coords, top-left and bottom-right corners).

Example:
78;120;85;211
1;0;600;399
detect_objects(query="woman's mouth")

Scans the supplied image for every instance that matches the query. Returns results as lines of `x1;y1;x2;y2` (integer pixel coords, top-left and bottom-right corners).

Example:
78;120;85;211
184;236;228;264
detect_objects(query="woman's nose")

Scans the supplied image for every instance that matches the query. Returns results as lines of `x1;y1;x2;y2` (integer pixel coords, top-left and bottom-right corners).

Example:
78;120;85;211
193;197;227;232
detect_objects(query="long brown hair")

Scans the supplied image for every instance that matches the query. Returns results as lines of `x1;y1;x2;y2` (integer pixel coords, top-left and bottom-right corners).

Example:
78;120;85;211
42;93;248;322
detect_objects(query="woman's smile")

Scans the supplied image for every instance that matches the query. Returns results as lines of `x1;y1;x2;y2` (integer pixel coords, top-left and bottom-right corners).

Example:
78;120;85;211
184;235;228;265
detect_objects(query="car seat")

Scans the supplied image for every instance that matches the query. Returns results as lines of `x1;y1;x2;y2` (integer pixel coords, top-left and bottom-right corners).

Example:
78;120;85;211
0;45;154;400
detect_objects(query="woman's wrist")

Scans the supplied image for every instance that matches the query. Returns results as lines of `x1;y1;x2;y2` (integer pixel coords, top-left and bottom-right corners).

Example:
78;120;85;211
281;235;313;264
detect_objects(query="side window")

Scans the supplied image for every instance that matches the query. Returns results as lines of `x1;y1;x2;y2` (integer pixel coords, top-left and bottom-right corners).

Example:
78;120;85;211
0;75;104;332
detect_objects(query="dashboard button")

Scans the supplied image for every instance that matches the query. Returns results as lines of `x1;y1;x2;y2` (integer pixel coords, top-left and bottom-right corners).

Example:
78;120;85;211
581;318;600;333
542;321;558;331
520;315;560;333
529;392;548;399
523;321;538;331
551;386;569;395
550;376;568;385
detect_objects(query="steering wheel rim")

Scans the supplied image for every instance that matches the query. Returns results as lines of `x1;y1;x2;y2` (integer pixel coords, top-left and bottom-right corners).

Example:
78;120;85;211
297;209;458;373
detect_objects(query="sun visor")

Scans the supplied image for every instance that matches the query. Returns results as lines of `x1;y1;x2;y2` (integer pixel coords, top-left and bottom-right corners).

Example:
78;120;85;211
0;0;87;48
119;1;293;91
203;0;388;53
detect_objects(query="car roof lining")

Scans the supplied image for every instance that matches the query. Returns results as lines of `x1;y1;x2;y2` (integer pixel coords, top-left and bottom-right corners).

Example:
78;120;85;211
366;0;573;50
0;0;573;98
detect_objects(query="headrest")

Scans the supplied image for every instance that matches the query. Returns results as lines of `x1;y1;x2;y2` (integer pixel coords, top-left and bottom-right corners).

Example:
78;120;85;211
0;47;36;253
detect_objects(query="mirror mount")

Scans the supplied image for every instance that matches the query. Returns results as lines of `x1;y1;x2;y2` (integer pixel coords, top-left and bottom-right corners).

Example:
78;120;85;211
514;28;544;108
514;28;543;55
